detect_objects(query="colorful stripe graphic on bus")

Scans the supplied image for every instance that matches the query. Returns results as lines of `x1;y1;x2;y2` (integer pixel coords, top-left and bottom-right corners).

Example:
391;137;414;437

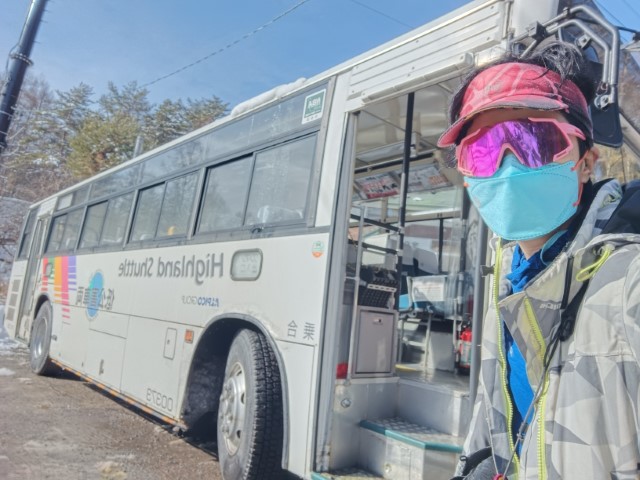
42;256;77;320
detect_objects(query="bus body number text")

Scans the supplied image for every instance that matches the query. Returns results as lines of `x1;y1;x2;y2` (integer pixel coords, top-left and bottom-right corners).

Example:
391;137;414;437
146;388;174;412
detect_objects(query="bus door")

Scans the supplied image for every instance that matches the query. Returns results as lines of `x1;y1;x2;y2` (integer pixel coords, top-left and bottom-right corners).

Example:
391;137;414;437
341;87;479;378
15;217;47;341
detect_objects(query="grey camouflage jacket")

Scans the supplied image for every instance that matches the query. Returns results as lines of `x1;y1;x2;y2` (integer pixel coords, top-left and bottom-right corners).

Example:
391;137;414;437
462;179;640;479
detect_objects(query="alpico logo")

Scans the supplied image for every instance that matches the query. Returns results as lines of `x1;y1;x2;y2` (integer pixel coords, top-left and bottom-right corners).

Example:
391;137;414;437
86;271;104;319
75;270;115;320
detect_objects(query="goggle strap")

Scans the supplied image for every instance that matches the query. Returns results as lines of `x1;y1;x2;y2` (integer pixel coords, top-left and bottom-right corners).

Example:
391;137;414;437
571;155;587;207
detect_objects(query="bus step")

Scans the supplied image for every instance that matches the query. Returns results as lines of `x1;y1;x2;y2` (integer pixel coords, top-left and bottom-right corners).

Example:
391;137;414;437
360;417;464;453
311;468;383;479
358;417;463;479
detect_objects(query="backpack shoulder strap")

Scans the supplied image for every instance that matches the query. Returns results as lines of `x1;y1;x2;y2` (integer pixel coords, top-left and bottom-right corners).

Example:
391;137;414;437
601;179;640;234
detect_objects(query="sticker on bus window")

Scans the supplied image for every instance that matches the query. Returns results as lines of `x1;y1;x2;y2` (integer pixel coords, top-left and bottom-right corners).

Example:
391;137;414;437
302;89;326;124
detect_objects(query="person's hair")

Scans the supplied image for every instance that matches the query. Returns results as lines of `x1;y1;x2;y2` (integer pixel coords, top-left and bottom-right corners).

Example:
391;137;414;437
449;41;597;152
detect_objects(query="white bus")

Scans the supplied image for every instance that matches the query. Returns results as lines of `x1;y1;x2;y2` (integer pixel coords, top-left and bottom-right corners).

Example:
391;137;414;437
4;1;632;478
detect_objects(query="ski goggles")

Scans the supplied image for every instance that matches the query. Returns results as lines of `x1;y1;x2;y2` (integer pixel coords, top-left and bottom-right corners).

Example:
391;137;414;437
456;117;586;178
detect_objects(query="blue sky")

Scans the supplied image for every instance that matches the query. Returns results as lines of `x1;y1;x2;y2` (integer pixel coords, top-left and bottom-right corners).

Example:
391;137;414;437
1;0;639;109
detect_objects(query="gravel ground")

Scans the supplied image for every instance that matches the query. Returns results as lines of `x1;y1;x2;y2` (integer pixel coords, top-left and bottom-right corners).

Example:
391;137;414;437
0;338;222;480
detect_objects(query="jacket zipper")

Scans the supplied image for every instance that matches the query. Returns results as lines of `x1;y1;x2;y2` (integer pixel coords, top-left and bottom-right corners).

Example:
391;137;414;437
523;298;548;480
494;240;520;476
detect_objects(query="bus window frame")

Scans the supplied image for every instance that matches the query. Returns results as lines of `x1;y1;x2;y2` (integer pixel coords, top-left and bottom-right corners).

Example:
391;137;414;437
244;134;318;229
78;201;109;251
128;170;200;245
194;131;321;239
196;155;255;236
129;182;168;244
33;79;334;258
17;208;38;260
45;207;85;254
99;191;136;247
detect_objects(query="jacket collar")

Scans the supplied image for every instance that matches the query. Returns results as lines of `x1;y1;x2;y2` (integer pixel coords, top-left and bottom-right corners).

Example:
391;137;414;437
491;179;625;384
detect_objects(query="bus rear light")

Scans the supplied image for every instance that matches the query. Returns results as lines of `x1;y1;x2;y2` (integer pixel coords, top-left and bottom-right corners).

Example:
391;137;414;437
336;362;348;379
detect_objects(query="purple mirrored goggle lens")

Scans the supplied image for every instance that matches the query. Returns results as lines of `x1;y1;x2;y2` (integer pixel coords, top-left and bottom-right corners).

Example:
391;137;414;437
457;119;573;178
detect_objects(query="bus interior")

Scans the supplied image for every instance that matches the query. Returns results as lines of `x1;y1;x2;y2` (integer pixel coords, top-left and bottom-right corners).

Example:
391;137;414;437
341;80;482;381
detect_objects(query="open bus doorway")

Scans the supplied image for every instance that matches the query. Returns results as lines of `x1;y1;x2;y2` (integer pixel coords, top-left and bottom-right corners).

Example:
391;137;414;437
342;83;486;389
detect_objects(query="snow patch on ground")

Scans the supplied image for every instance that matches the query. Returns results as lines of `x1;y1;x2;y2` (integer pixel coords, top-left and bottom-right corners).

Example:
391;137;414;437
0;367;15;376
96;461;128;480
0;305;22;356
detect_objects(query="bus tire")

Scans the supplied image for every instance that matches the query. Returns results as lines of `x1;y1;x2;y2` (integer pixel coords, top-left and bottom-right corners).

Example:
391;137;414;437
217;329;283;480
29;302;56;376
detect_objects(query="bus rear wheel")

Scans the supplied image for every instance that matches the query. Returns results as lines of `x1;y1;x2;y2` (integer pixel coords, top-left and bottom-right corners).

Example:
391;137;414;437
30;302;56;376
217;329;283;480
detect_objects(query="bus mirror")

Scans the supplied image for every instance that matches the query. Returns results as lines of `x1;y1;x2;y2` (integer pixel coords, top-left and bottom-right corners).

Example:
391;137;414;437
591;100;623;148
589;60;623;148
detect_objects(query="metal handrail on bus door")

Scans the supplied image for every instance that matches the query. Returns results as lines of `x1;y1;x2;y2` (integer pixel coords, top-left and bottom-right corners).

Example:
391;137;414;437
345;205;366;381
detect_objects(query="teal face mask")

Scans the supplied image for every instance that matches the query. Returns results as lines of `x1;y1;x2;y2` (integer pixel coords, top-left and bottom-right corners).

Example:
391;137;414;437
464;154;580;241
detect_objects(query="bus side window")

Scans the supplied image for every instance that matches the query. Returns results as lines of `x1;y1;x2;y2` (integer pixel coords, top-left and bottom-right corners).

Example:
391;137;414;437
156;173;198;238
244;135;315;226
17;209;38;259
245;136;316;225
79;202;108;249
46;209;83;253
130;184;164;242
100;193;134;246
198;157;253;234
46;215;67;252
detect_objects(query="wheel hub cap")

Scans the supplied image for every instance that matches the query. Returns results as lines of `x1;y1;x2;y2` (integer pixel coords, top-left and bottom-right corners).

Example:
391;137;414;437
31;317;46;362
219;362;246;455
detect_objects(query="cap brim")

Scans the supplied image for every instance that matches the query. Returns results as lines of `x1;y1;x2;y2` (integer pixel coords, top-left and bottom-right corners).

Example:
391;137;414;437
437;96;568;147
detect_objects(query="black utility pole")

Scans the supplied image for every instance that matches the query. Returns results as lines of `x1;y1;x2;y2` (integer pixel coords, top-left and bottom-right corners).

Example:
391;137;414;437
0;0;49;154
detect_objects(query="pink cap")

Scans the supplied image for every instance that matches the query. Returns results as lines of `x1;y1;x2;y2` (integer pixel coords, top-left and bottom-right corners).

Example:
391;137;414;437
437;62;592;147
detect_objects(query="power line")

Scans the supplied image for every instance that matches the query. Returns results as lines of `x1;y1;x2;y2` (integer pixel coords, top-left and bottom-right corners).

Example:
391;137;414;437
346;0;414;29
140;0;313;90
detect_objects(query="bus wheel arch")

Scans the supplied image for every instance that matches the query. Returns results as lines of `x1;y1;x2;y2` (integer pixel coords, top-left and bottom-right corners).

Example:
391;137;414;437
181;316;289;473
33;294;50;323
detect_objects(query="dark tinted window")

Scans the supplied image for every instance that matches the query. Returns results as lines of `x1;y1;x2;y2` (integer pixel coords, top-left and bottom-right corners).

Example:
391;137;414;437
18;209;38;259
130;184;164;242
157;174;198;238
100;193;134;245
198;158;253;233
245;135;316;225
79;202;108;249
47;209;83;252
